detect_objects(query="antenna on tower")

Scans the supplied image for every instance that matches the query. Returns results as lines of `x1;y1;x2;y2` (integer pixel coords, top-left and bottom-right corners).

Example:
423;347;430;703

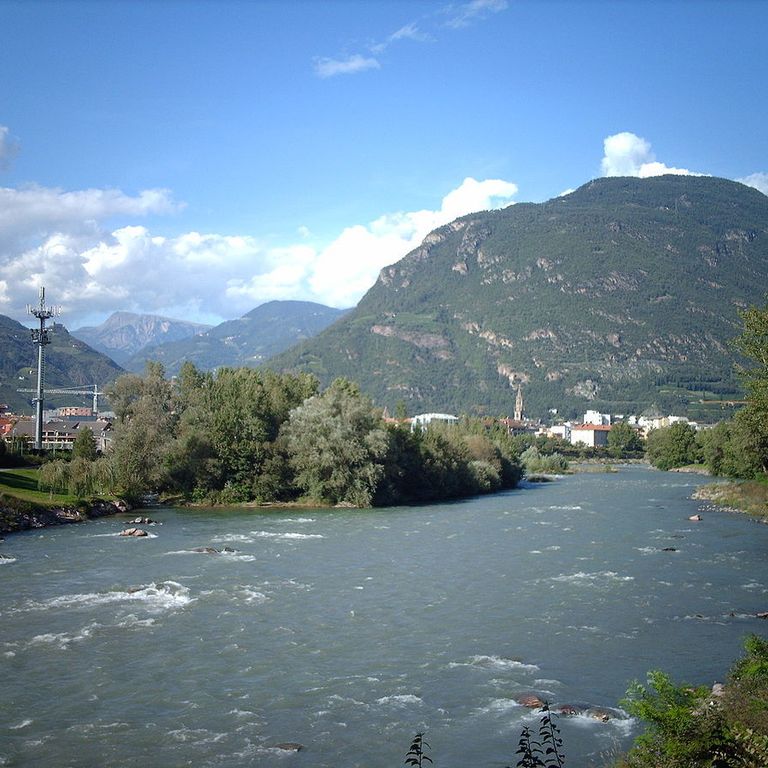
28;286;61;450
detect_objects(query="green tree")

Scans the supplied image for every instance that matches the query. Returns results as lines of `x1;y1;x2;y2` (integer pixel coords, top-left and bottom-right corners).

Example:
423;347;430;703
72;427;98;461
608;422;643;458
732;303;768;474
38;459;70;496
105;363;177;498
646;422;701;471
282;378;389;507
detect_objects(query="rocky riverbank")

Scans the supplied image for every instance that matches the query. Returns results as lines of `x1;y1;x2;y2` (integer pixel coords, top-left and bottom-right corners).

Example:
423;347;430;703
0;497;130;535
693;480;768;521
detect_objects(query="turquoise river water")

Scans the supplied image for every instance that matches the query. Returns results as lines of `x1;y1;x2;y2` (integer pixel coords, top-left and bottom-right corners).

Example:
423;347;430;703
1;466;767;767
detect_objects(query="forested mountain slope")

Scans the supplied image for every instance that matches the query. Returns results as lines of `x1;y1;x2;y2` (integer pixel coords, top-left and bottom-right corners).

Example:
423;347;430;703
0;315;124;412
267;176;768;419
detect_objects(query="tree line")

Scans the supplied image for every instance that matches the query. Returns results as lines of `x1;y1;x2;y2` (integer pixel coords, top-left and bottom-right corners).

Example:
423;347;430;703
38;362;524;506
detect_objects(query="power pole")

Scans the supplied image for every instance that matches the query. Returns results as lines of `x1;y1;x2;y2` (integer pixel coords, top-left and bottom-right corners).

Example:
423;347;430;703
27;287;61;450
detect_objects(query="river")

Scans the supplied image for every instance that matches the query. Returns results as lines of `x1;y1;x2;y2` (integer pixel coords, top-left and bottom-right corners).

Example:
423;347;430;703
1;466;767;767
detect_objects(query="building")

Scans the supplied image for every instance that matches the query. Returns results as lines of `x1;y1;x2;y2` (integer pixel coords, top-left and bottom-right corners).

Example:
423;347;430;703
410;413;459;429
57;406;93;418
569;424;612;448
8;418;112;452
583;410;611;426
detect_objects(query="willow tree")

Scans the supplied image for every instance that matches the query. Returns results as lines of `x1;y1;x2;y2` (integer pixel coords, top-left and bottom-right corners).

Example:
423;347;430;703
282;378;389;507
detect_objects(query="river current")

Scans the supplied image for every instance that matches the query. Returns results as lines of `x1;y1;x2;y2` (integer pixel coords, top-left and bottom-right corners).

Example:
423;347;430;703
1;466;767;767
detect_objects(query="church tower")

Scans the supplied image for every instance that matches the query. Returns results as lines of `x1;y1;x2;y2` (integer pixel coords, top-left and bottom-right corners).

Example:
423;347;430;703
514;383;524;422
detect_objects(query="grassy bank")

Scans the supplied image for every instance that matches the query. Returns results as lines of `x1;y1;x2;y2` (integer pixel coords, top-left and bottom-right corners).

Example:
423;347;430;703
0;467;122;535
0;467;79;506
693;478;768;521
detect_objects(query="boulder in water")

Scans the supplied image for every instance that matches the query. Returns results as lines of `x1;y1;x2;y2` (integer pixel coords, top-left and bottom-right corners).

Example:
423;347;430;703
555;704;583;716
515;694;545;708
120;527;148;537
274;743;303;752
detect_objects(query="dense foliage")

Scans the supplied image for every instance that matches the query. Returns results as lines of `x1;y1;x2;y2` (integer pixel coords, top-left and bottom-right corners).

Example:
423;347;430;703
617;634;768;768
40;364;523;506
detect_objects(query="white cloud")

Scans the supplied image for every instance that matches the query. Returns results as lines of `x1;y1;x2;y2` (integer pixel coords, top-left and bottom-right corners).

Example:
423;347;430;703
444;0;509;29
306;177;518;306
0;177;518;326
314;54;380;78
601;132;702;178
737;172;768;195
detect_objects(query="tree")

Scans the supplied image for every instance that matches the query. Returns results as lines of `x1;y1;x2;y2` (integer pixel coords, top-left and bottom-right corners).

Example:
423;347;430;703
282;378;389;507
731;303;768;474
646;422;700;471
72;427;98;461
105;364;177;498
607;422;643;458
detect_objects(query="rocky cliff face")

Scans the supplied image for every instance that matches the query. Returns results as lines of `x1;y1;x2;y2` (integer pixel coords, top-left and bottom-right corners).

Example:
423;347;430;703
73;312;211;364
268;176;768;420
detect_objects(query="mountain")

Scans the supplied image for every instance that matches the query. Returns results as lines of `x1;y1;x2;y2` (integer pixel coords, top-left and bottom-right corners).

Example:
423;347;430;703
72;311;211;365
0;315;124;413
124;300;349;375
267;176;768;420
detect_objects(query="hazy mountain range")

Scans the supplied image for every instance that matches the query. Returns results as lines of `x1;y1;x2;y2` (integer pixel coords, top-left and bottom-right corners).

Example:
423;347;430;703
120;301;349;375
72;312;212;365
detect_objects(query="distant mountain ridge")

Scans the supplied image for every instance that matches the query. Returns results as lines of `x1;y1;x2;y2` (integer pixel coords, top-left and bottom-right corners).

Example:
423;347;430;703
0;314;124;413
266;176;768;420
73;311;211;365
124;300;349;375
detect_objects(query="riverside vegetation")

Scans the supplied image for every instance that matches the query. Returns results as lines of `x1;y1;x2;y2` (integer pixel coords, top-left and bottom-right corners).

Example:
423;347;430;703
33;362;523;507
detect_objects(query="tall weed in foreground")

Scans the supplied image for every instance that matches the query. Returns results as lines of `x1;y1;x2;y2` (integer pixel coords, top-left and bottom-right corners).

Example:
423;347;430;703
404;732;433;767
509;702;566;768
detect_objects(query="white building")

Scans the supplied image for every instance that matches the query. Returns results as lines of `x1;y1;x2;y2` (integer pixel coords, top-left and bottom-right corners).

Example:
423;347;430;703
583;410;611;426
569;424;612;447
410;413;459;430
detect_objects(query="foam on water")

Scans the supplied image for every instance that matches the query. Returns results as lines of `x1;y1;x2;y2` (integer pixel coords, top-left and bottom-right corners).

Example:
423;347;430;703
210;533;256;543
450;655;540;672
0;555;17;565
25;580;192;613
251;531;324;540
550;571;634;585
375;694;423;707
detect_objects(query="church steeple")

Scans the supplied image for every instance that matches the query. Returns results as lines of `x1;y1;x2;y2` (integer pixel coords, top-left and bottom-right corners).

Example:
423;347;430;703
514;383;524;422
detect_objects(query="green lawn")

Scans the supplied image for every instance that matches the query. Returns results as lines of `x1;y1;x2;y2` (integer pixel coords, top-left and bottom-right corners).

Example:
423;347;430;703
0;468;78;506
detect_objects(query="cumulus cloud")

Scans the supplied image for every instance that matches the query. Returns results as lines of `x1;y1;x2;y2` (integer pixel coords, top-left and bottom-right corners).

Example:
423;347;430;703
601;132;702;178
233;176;518;309
314;54;380;78
737;172;768;195
1;177;518;326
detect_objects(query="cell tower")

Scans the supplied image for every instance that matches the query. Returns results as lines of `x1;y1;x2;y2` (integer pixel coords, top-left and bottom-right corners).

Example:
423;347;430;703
27;287;61;450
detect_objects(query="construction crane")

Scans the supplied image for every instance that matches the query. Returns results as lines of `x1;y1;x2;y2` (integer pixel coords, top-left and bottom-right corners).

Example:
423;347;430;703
17;384;105;414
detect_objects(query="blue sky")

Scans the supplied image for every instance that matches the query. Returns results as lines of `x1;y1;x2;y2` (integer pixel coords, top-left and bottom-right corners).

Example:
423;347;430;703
1;0;766;328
